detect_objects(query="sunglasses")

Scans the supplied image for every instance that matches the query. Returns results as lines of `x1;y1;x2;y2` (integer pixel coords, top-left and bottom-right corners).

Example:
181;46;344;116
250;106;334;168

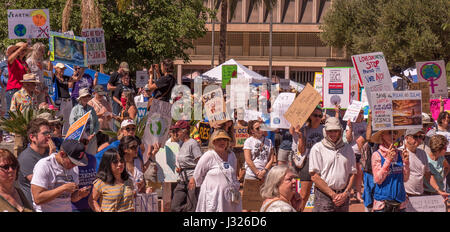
125;127;136;132
312;114;323;118
412;134;425;140
112;158;125;164
0;164;18;171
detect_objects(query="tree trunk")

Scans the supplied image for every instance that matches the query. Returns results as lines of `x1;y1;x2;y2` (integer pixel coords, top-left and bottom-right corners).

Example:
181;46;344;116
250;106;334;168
62;0;73;32
269;10;273;79
211;19;215;68
219;0;228;65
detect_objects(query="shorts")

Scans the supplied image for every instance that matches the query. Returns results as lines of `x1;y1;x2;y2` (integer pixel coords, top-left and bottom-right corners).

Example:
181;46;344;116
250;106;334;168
292;156;311;181
277;149;291;162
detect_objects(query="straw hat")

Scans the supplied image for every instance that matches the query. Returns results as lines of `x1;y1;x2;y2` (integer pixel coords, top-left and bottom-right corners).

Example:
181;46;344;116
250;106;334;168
211;130;232;142
20;73;40;83
370;129;405;144
6;42;33;57
77;88;92;101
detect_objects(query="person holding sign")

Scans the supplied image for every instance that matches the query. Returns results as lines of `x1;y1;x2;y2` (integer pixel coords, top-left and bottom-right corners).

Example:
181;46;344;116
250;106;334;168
371;129;410;212
309;117;356;212
423;135;450;201
194;130;242;212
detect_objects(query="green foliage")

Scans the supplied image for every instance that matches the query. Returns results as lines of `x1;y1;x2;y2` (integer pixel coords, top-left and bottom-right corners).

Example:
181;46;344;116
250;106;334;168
0;107;54;137
320;0;450;70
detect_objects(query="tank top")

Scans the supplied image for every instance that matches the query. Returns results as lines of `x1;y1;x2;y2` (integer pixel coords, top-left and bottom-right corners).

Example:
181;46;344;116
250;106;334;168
373;151;406;203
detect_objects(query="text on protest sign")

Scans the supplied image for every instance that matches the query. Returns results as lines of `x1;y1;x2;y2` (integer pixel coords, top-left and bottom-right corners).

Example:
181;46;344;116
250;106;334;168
270;92;296;129
65;111;91;141
222;65;237;89
322;67;351;109
430;98;450;120
342;100;363;122
8;9;50;39
203;87;226;122
406;195;446;212
234;126;249;148
81;28;106;65
136;71;149;88
416;60;447;99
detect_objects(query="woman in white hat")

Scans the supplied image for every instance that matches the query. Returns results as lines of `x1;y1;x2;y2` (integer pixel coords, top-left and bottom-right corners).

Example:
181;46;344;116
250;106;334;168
194;130;242;212
5;42;33;115
69;88;99;155
371;129;410;212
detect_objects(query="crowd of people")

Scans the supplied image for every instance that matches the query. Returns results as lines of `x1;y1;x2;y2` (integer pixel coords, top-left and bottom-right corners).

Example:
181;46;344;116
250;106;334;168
0;42;449;213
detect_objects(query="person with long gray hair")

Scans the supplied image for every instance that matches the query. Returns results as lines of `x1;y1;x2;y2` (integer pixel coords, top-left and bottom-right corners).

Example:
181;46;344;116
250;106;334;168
260;165;302;212
26;42;50;105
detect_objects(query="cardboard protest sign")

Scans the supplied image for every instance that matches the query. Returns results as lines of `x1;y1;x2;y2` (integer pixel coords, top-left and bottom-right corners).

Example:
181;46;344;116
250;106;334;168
203;87;226;122
350;68;360;102
406;195;446;212
230;78;249;109
8;9;50;39
352;52;394;107
49;31;87;67
65;111;91;141
416;60;447;99
155;140;179;183
198;122;211;144
81;28;106;65
135;193;159;212
322;67;351;109
143;99;172;146
371;91;422;131
313;72;323;95
222;65;237;89
430;98;450;120
343;100;364;122
234;126;249;148
284;83;322;128
242;179;264;211
409;82;430;114
270;92;296;129
136;71;149;88
296;179;314;209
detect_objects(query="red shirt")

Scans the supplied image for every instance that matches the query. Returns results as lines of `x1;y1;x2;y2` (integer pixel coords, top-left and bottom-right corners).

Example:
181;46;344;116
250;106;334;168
7;59;28;91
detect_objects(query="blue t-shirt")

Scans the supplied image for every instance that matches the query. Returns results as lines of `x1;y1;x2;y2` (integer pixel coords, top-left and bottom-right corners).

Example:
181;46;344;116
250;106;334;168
71;153;97;211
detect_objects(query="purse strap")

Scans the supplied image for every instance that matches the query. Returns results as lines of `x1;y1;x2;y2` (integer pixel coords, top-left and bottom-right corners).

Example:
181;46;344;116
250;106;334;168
213;152;234;186
262;198;280;212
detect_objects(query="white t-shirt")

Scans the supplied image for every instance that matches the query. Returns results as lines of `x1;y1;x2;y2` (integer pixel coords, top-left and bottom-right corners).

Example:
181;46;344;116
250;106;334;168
243;136;272;179
31;153;79;212
309;142;356;190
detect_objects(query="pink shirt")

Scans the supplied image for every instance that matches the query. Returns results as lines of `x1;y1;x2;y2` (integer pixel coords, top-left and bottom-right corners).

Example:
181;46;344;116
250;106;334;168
371;145;410;211
7;59;28;91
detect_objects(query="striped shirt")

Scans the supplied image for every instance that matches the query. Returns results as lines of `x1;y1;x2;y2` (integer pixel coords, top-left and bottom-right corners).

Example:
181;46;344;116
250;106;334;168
93;179;135;212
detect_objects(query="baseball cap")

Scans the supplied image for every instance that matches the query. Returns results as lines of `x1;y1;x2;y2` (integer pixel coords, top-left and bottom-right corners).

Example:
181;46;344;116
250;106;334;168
55;63;66;69
119;62;129;72
61;139;88;166
405;128;424;136
121;119;136;128
172;120;190;130
93;85;107;95
324;117;342;131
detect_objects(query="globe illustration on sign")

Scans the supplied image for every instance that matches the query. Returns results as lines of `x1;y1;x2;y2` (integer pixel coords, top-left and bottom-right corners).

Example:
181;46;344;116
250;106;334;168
149;114;168;137
420;62;442;94
14;24;26;37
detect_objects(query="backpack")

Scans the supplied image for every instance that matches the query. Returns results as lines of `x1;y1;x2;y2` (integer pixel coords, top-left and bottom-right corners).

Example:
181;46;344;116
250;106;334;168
360;142;377;173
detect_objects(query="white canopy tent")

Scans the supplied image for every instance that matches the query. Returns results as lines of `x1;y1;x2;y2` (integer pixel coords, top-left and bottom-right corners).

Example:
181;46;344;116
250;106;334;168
201;59;268;83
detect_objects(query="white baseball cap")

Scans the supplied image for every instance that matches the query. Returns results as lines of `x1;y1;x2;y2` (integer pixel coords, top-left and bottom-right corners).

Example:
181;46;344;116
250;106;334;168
121;119;136;128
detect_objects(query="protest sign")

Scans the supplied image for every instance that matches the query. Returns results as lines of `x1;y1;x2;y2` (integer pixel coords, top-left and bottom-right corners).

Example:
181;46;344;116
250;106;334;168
430;98;450;120
270;92;296;129
234;126;249;148
81;28;106;65
284;83;322;128
342;100;364;122
352;52;394;107
243;110;262;122
416;60;447;99
198;122;211;144
242;179;264;211
43;69;54;96
371;91;422;131
313;72;323;95
136;71;149;88
350;68;360;102
222;65;237;89
203;87;226;122
155;141;179;183
405;195;446;212
136;102;148;123
279;79;290;91
360;88;370;119
49;31;87;67
409;82;430;114
8;9;50;39
143;99;172;146
135;193;159;212
322;67;351;109
230;78;249;109
65;111;91;141
296;179;314;209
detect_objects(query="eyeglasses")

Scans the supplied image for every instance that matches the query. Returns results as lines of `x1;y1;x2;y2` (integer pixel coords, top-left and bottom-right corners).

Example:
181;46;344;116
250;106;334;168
112;158;125;164
412;134;425;140
0;164;18;172
312;114;323;118
125;127;136;132
41;131;52;136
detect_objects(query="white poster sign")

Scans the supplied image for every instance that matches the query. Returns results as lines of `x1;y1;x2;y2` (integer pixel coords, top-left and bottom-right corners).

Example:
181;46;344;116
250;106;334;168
270;93;296;129
203;87;226;122
406;195;446;212
136;71;149;88
351;52;394;108
313;72;323;95
416;60;447;99
143;99;172;146
155;141;180;183
230;78;249;109
81;28;106;65
350;68;360;102
342;100;363;122
8;9;50;39
322;67;351;109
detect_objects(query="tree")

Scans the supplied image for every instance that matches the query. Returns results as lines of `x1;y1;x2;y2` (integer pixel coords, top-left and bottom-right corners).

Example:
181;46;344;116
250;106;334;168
320;0;450;74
